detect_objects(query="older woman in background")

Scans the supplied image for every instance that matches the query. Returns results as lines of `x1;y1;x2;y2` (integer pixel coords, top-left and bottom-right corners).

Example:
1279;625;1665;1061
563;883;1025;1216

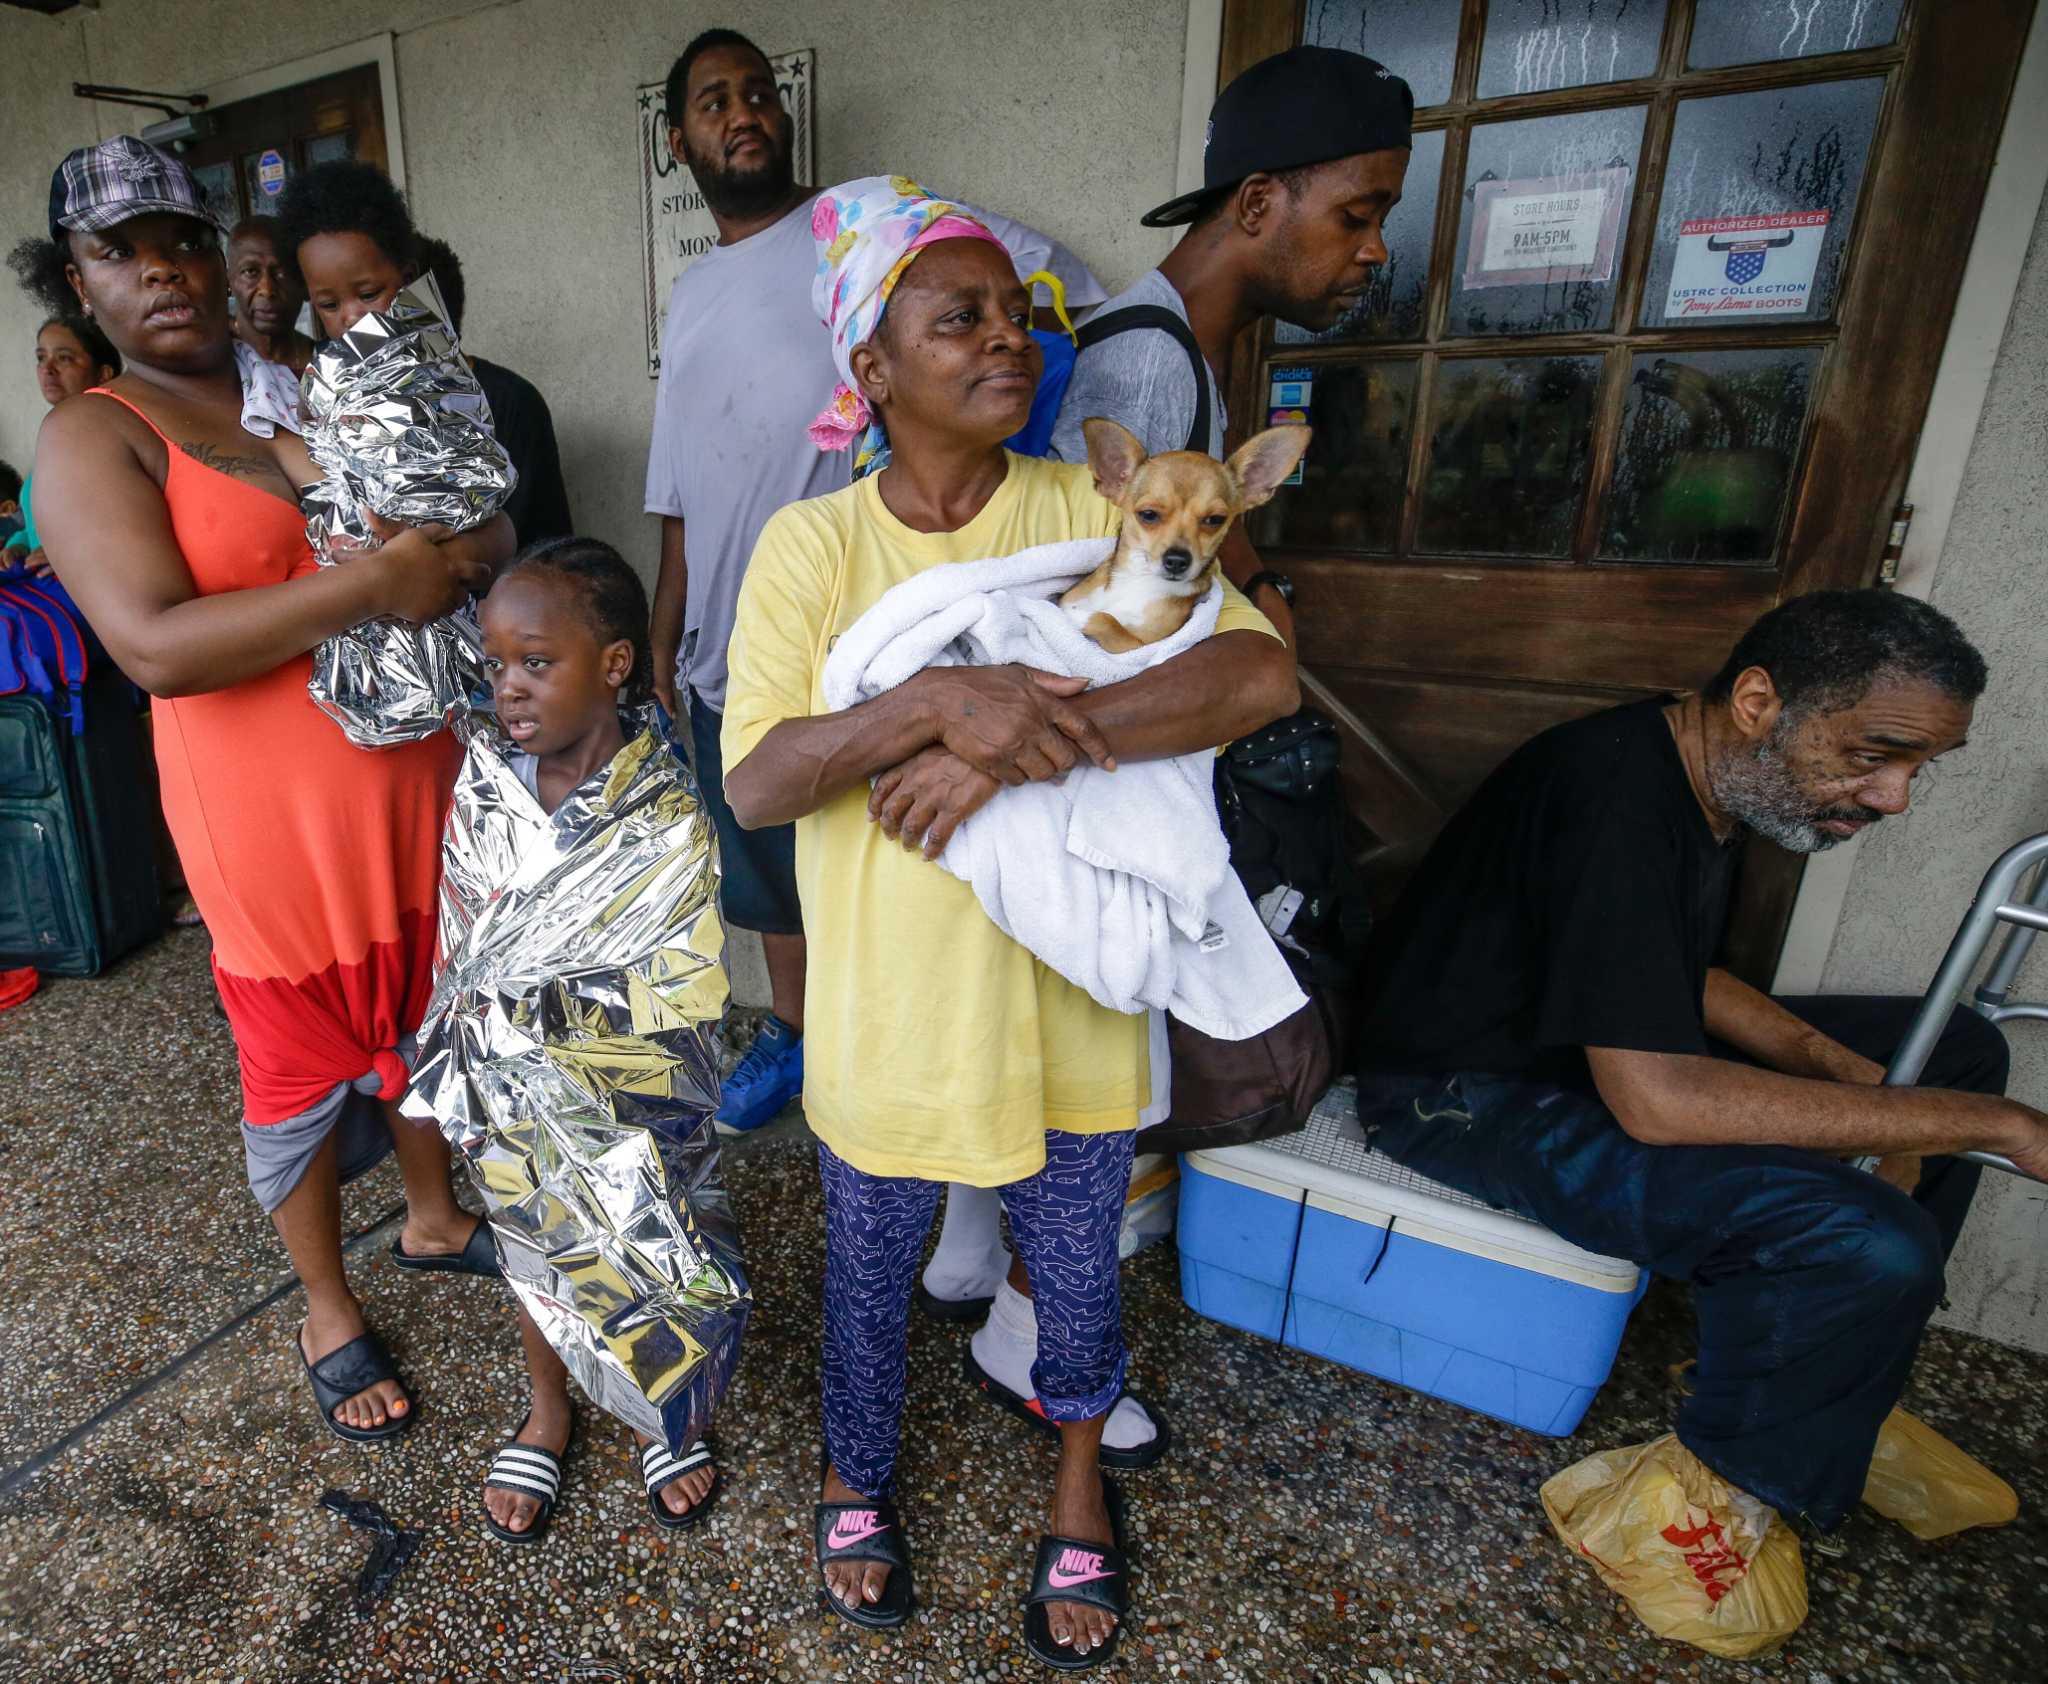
226;216;315;377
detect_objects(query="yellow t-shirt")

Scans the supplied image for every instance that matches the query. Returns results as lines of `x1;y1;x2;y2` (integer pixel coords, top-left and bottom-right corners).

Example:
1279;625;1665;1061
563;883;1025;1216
723;452;1279;1185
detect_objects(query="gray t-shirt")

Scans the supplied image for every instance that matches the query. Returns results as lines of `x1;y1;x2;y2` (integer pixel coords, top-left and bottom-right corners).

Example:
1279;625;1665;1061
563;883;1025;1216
646;195;1108;712
644;196;847;713
1049;268;1228;465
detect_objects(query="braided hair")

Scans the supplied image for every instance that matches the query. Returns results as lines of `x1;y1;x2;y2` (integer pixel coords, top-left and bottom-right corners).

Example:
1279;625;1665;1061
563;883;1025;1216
498;536;653;708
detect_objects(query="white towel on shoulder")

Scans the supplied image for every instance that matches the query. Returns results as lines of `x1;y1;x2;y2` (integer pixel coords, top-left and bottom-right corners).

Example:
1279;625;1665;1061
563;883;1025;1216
820;537;1305;1041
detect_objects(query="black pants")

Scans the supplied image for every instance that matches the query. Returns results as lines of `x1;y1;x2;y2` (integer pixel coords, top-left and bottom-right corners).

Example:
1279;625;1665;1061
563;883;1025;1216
1357;997;2007;1531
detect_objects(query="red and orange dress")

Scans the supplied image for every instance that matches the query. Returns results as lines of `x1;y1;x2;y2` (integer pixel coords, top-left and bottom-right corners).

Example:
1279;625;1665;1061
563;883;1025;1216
95;390;458;1209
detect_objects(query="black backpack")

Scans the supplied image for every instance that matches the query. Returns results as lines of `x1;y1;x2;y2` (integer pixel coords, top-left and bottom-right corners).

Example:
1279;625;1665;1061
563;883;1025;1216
1214;708;1370;993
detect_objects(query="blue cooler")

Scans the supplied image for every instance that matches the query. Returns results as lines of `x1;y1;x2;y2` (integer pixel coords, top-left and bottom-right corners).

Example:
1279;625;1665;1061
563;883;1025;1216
1179;1083;1645;1436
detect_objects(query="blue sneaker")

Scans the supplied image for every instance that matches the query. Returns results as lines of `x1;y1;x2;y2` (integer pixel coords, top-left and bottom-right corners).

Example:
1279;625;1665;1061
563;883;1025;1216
715;1015;804;1134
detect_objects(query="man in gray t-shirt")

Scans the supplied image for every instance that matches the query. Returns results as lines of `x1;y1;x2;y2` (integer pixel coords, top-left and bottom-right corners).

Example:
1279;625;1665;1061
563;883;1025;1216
925;41;1419;1466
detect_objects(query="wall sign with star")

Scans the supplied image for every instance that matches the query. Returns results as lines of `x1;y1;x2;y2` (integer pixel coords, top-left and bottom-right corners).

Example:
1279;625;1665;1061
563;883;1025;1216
635;49;816;378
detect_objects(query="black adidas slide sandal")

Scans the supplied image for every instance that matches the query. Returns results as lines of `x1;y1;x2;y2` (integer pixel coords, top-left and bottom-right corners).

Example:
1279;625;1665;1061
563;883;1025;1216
641;1438;719;1530
483;1416;566;1545
1022;1474;1131;1672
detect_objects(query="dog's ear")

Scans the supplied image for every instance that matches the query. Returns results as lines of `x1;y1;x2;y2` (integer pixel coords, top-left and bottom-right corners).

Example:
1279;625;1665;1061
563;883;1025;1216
1225;425;1312;510
1083;418;1147;503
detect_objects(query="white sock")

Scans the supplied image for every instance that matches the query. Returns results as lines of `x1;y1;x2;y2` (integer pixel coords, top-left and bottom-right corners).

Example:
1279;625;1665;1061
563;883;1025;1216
970;1280;1157;1453
921;1182;1010;1304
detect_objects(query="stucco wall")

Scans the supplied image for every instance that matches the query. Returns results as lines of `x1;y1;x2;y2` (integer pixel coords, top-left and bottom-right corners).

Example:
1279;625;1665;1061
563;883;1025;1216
1819;194;2048;1354
0;0;1187;558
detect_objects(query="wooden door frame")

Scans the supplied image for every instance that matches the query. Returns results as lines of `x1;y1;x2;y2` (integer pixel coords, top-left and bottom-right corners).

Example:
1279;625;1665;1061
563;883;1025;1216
1215;0;2038;984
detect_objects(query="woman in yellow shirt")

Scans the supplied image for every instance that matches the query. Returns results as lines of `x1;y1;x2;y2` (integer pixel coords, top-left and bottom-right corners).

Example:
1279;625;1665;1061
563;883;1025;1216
721;178;1295;1669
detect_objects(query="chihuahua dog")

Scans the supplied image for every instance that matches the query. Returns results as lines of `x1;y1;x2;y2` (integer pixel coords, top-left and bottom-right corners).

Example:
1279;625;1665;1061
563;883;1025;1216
1061;417;1311;653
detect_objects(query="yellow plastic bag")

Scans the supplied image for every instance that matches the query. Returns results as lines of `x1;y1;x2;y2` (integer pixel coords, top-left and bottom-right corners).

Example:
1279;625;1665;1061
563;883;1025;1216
1862;1408;2018;1541
1541;1434;1807;1659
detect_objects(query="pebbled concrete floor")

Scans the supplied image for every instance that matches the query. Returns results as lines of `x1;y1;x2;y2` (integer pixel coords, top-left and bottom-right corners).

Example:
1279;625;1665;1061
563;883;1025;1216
1;928;2044;1683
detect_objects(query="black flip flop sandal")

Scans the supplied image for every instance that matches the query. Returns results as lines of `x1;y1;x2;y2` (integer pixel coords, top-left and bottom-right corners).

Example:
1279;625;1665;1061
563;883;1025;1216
389;1217;501;1278
815;1491;914;1630
964;1345;1174;1471
483;1413;567;1546
296;1327;414;1445
641;1438;719;1531
1022;1474;1131;1672
913;1281;995;1323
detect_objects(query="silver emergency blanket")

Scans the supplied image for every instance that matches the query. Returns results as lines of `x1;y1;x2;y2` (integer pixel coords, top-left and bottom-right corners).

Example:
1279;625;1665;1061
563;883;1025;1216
401;713;746;1454
298;272;516;748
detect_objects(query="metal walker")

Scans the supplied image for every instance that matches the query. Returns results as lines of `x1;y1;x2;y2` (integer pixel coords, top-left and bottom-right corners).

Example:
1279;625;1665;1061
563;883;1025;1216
1883;831;2048;1177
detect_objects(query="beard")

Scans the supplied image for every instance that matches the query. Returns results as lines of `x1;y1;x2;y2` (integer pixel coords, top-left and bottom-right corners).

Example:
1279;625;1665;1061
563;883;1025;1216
684;127;796;220
1707;720;1874;854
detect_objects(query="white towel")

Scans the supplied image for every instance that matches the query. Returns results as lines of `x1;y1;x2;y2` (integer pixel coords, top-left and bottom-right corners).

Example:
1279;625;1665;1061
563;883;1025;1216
821;537;1305;1041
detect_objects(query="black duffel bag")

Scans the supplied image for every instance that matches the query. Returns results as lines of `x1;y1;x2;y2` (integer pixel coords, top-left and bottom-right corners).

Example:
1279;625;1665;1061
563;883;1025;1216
1138;707;1364;1155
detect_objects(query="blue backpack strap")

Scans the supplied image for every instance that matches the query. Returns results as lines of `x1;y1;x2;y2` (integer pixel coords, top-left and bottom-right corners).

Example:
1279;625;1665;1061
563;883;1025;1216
0;579;86;733
0;591;51;702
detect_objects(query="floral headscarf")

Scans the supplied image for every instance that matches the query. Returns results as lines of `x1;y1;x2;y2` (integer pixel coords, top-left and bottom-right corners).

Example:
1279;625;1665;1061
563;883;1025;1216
808;175;1011;476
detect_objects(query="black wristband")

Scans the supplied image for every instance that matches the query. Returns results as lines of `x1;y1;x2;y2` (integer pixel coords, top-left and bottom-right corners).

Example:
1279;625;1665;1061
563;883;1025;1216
1241;569;1295;606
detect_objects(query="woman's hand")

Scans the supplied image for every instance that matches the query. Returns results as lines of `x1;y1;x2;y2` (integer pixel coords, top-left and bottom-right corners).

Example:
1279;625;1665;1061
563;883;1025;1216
23;547;54;579
357;515;493;624
915;665;1116;787
868;746;1001;859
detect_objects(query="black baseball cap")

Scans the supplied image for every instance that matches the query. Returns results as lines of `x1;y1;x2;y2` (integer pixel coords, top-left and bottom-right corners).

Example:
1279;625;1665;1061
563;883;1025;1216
1143;45;1414;228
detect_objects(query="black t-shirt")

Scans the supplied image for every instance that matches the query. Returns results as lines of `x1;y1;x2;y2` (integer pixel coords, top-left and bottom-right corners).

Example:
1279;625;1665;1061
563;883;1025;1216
1355;697;1738;1089
473;354;574;547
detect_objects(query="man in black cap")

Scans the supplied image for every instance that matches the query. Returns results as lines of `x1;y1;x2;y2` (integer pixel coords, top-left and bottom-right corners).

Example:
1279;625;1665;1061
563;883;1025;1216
919;45;1415;1468
1046;43;1416;647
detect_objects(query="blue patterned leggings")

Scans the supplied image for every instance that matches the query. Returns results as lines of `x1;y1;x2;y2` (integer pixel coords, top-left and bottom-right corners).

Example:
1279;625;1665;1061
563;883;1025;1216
819;1129;1136;1499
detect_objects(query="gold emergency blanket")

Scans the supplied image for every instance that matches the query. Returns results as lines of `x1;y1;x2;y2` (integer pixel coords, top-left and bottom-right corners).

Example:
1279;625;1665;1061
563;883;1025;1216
298;272;516;748
402;715;746;1453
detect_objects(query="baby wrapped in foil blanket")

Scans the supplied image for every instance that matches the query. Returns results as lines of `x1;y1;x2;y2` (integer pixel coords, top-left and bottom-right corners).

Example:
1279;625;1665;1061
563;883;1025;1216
298;272;517;747
402;711;747;1454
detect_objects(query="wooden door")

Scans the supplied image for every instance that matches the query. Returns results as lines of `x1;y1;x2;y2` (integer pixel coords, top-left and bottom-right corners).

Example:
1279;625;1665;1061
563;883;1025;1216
1220;0;2036;981
181;63;389;227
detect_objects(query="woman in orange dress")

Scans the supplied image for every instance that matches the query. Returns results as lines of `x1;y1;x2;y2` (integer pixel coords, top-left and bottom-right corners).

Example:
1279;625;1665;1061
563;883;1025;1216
28;138;514;1442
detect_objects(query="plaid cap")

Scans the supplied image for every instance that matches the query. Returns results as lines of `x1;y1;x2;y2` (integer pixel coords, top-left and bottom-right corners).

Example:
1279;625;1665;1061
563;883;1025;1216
48;135;225;243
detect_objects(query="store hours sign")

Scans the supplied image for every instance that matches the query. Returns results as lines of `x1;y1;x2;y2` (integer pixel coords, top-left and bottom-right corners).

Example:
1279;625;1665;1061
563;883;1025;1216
636;49;815;378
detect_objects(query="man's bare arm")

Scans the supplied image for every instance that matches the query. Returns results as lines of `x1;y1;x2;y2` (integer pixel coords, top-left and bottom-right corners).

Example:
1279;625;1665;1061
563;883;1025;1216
1587;1044;2048;1176
650;515;686;713
1218;524;1295;649
1703;967;1885;1085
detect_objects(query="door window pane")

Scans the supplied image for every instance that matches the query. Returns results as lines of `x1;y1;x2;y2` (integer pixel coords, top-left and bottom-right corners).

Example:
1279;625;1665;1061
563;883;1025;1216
1640;78;1882;327
1477;0;1668;98
303;131;355;168
1689;0;1903;68
1449;108;1645;336
1602;347;1821;563
1303;0;1459;108
190;160;240;225
1417;355;1602;556
1250;360;1417;553
1276;130;1445;346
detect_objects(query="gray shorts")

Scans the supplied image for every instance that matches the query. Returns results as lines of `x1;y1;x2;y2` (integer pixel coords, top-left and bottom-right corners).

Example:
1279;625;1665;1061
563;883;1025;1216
240;1057;414;1213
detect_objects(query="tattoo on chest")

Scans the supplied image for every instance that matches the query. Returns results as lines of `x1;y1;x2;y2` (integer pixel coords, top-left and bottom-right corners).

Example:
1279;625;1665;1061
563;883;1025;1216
178;440;286;485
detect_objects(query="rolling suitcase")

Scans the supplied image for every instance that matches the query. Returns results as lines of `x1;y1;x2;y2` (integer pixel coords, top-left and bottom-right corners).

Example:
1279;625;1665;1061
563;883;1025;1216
0;577;161;976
